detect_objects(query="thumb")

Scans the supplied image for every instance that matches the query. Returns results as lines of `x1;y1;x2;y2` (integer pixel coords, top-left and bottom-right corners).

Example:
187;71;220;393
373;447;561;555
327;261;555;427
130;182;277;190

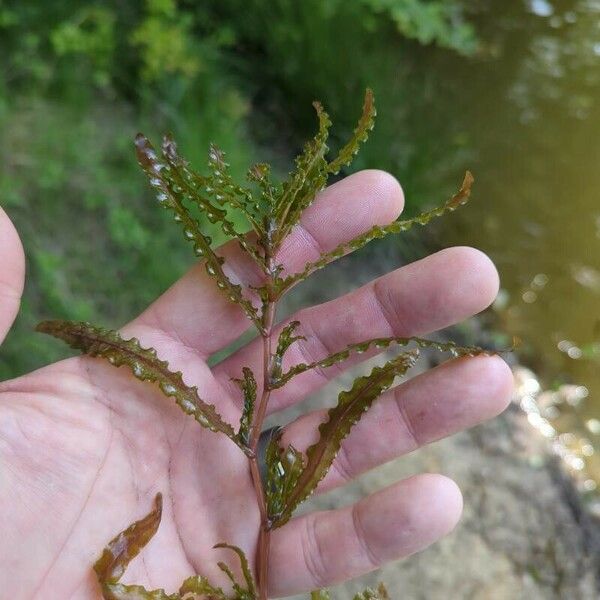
0;206;25;346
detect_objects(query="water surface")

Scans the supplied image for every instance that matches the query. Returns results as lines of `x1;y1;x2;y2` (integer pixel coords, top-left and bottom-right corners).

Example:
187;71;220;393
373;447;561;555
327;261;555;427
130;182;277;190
435;2;600;492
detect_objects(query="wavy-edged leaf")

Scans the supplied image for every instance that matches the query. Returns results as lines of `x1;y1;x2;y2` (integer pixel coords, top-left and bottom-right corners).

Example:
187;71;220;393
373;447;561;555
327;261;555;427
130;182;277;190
93;496;229;599
94;494;177;599
135;134;262;330
94;493;163;585
136;132;259;246
353;583;391;600
233;367;257;447
274;171;474;296
247;162;278;211
164;137;265;268
273;352;418;527
204;144;266;262
136;133;267;276
265;434;305;523
213;543;257;600
36;321;245;449
136;133;224;225
271;321;306;384
206;143;272;260
207;143;264;228
274;101;332;244
272;334;489;389
328;88;376;175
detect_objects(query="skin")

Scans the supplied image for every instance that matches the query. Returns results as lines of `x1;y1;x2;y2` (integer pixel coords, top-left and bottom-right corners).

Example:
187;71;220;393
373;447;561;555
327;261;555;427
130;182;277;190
0;170;513;599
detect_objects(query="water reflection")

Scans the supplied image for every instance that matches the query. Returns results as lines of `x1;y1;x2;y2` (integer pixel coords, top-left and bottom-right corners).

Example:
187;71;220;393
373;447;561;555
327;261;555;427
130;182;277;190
435;2;600;485
513;366;600;516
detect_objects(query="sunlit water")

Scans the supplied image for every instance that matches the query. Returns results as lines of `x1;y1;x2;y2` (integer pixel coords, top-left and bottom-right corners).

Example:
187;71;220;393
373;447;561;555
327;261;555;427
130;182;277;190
433;2;600;498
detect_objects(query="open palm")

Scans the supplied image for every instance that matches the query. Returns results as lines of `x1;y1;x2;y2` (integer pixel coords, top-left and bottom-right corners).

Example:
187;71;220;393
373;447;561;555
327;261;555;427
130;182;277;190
0;170;512;599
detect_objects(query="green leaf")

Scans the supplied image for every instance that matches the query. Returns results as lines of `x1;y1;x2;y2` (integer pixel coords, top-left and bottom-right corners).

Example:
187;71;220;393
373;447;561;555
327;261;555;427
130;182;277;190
36;320;243;448
94;493;163;585
247;162;278;211
328;88;376;175
94;494;178;599
206;143;265;236
136;132;267;276
274;101;332;244
274;171;474;296
233;367;257;447
213;543;257;600
273;352;419;527
136;133;263;331
271;321;306;384
272;334;489;389
265;434;305;523
311;590;332;600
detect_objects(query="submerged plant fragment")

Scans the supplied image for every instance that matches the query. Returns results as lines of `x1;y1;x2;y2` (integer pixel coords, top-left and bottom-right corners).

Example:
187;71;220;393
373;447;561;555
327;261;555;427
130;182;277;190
38;89;492;600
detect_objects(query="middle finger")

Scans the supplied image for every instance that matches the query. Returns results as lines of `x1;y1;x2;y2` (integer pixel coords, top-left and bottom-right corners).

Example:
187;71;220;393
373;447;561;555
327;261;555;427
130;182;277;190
213;246;500;414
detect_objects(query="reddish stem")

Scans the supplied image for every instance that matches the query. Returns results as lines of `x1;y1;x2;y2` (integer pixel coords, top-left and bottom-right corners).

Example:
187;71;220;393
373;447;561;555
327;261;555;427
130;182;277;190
248;256;277;600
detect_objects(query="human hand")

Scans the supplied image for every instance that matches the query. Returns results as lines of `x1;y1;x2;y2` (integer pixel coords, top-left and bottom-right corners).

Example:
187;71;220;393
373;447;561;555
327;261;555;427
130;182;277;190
0;170;512;598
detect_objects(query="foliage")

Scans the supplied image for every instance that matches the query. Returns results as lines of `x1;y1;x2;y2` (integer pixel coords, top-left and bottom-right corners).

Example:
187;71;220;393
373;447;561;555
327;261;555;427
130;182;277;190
269;351;420;527
0;0;253;379
0;97;252;381
360;0;477;54
203;0;478;207
35;320;243;447
50;6;116;87
38;90;492;599
130;0;202;82
0;0;483;379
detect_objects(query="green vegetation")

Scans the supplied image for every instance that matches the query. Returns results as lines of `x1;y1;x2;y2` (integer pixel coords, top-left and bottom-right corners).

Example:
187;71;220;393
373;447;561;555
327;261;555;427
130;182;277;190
0;0;478;378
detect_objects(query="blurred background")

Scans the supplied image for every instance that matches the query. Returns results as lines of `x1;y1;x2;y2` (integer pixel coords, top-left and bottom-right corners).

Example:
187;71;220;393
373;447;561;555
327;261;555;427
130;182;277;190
1;0;599;591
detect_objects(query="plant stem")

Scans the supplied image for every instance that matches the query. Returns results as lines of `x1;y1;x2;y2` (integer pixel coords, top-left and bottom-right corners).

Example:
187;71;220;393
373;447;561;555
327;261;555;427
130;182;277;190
249;255;278;600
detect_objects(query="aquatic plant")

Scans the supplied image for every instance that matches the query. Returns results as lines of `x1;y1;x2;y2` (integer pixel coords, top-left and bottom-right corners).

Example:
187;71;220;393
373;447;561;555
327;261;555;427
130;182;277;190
37;89;486;600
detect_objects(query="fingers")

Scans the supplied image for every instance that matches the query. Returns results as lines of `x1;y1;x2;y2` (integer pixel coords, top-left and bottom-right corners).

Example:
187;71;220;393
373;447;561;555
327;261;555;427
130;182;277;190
214;246;500;413
126;170;404;356
0;207;25;346
269;474;462;596
280;355;513;494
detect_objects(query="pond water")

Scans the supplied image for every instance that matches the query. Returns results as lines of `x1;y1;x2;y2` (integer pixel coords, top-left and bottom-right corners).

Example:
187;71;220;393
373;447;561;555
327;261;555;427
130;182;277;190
433;2;600;494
